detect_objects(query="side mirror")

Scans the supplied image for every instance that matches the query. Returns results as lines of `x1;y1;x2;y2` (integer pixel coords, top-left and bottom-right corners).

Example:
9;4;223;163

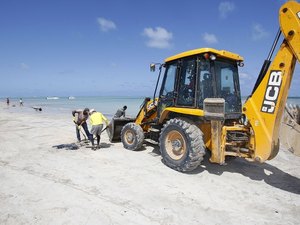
150;63;156;72
238;61;244;67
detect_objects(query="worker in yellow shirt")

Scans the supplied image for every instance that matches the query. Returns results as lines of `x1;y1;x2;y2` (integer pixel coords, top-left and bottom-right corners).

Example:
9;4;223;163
89;109;109;149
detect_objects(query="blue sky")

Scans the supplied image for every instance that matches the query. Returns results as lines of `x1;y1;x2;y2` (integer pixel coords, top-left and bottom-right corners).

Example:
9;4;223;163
0;0;299;97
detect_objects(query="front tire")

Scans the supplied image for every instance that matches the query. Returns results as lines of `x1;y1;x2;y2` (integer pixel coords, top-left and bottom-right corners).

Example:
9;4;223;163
159;118;205;172
121;123;144;151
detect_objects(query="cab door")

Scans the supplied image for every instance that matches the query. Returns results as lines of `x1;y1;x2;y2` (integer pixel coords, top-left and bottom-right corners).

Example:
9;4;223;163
157;61;178;117
175;57;197;107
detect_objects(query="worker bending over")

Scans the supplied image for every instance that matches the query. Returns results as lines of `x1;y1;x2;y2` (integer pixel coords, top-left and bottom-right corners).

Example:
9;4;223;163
72;108;93;143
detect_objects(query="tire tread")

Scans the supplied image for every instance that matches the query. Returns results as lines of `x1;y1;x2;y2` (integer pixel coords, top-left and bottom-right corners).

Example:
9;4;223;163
159;118;205;172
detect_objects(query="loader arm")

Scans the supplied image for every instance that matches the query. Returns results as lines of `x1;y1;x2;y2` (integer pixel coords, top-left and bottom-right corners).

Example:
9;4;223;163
242;1;300;162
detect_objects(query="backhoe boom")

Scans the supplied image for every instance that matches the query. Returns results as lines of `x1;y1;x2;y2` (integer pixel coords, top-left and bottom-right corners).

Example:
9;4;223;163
242;1;300;162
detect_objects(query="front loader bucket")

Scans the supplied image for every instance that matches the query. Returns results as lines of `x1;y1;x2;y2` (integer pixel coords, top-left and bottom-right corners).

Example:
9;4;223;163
107;117;135;142
280;104;300;156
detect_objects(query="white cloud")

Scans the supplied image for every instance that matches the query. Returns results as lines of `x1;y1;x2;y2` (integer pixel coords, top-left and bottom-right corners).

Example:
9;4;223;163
239;72;252;80
20;63;29;70
142;27;173;49
202;32;218;44
239;72;255;88
252;24;269;41
239;72;256;96
110;62;117;67
219;2;235;19
97;17;116;32
58;69;74;75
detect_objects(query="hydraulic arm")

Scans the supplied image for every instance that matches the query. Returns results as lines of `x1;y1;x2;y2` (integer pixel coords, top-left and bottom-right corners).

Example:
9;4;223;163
242;1;300;162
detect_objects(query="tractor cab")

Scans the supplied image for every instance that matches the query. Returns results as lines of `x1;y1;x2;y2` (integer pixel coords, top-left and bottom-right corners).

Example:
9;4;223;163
156;48;244;120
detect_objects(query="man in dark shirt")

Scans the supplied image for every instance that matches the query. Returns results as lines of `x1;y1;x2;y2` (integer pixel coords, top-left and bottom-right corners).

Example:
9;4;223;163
114;105;127;118
72;108;93;142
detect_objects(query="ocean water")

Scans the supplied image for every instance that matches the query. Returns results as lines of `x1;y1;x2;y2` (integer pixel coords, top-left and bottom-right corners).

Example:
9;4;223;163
3;96;145;119
2;96;300;119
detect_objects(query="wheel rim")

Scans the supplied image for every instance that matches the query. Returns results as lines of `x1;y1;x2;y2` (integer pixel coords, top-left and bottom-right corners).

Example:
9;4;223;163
124;130;135;145
165;130;186;160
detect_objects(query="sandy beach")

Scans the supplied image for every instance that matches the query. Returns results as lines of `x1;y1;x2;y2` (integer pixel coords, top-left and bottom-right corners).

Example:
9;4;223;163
0;103;300;225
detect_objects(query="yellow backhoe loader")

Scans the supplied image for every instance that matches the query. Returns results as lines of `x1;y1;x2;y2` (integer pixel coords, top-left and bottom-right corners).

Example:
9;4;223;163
108;1;300;172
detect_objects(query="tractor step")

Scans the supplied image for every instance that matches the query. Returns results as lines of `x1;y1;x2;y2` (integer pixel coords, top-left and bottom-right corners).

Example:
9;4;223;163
149;127;160;132
145;138;158;145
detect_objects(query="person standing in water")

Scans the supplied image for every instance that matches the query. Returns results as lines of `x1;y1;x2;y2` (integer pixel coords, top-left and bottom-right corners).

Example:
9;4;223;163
19;98;23;106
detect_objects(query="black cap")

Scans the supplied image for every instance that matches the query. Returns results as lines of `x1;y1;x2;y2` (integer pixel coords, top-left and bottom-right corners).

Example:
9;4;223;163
83;108;89;115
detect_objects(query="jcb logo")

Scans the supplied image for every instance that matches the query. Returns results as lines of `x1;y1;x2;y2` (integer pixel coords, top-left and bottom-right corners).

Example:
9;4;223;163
261;71;282;114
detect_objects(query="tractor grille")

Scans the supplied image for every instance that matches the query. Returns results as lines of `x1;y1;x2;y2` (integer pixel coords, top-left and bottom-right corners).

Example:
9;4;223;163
227;131;249;142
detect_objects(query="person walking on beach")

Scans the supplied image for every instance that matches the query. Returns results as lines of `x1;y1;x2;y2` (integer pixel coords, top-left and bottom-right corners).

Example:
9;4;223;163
72;108;93;143
89;109;109;150
114;105;127;118
19;98;23;106
6;98;9;106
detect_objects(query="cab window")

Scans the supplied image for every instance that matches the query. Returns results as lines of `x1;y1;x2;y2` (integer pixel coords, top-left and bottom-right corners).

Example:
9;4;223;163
214;60;241;112
161;63;177;97
177;58;196;106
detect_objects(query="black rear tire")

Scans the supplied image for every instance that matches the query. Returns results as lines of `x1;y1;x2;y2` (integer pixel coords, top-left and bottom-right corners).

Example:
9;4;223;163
121;122;144;151
159;118;205;172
